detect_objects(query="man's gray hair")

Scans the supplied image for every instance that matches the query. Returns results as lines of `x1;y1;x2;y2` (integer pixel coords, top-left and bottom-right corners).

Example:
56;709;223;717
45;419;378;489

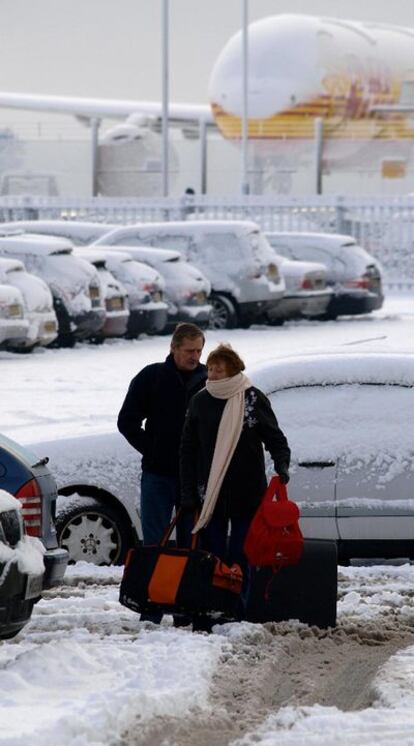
171;322;205;347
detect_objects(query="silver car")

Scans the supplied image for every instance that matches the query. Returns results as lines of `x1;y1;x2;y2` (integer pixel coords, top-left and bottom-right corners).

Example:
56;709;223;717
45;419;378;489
253;352;414;563
26;352;414;565
93;244;212;331
92;221;286;329
0;256;58;349
0;283;29;348
266;231;384;318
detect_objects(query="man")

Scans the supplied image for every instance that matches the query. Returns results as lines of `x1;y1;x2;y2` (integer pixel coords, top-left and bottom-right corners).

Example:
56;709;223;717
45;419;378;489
117;321;206;567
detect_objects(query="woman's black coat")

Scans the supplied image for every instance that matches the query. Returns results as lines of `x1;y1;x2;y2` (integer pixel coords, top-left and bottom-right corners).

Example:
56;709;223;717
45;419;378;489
180;386;291;521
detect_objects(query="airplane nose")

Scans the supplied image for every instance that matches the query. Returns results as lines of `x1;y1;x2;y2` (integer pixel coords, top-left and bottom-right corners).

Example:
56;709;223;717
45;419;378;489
208;14;320;119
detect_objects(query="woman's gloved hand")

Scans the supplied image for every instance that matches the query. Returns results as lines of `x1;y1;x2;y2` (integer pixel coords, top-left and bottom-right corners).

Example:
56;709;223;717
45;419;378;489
278;465;290;484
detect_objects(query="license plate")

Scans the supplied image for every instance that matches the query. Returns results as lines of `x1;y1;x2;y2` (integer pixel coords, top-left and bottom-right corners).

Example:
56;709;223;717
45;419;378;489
25;573;43;599
89;286;100;299
108;297;123;310
44;321;57;333
8;304;21;317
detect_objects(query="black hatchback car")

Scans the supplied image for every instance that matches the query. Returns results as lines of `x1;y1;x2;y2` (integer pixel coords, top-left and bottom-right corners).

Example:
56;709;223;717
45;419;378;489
0;433;68;637
0;489;45;639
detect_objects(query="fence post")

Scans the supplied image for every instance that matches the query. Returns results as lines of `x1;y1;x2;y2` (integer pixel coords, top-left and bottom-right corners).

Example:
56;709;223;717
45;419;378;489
334;195;347;234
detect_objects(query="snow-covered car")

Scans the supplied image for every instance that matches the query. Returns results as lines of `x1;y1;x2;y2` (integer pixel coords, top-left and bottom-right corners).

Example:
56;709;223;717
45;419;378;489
253;352;414;563
0;489;46;639
25;352;414;566
0;256;58;349
27;432;140;565
265;232;384;318
92;221;286;329
74;248;129;340
0;233;106;347
76;248;168;337
264;253;333;323
0;433;68;589
93;244;212;330
0;283;29;349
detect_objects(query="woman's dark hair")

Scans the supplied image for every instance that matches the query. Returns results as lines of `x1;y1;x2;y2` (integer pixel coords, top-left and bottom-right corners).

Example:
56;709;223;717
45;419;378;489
206;344;245;376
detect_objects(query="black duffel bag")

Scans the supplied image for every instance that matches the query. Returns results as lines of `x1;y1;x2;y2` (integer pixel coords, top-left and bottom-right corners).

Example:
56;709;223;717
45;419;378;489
119;514;243;618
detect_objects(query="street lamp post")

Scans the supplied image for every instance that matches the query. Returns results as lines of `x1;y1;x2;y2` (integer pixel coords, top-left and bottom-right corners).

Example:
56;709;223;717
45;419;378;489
162;0;169;198
241;0;249;195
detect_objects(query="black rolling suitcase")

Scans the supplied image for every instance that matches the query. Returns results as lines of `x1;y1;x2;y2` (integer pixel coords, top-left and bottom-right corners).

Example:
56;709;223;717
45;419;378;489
245;539;338;629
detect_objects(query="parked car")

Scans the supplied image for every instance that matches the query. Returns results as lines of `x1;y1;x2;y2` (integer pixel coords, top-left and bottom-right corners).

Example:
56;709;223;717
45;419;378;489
0;283;29;349
265;232;384;318
77;248;168;337
74;248;129;340
0;256;58;349
0;433;68;587
92;220;286;329
264;253;333;324
26;432;140;565
94;244;212;331
25;352;414;566
0;233;106;347
253;352;414;562
0;489;46;639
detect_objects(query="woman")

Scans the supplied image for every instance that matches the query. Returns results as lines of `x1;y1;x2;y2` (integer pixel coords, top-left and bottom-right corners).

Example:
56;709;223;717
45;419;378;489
179;344;290;624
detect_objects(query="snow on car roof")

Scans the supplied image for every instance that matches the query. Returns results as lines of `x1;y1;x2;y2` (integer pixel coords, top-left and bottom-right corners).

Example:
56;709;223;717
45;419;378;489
82;248;132;263
0;256;25;273
0;283;23;304
266;231;357;246
97;244;182;263
74;248;109;266
0;233;73;256
101;220;261;237
249;352;414;393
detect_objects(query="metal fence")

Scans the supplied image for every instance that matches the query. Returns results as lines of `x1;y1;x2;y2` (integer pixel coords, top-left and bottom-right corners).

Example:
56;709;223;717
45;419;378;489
1;193;414;288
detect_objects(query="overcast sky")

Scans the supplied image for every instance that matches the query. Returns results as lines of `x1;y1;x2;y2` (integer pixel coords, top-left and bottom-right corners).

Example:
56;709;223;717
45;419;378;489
3;0;414;104
2;0;414;141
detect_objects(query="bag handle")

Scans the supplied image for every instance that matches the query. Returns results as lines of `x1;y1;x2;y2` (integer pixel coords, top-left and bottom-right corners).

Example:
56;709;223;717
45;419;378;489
160;509;200;549
264;475;288;503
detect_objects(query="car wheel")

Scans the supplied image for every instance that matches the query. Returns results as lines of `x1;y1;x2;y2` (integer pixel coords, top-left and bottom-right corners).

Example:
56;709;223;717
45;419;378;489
315;312;338;321
55;496;130;565
209;294;238;329
266;316;285;326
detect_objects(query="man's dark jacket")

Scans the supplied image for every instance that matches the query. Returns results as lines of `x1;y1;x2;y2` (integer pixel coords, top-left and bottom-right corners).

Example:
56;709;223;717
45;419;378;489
180;386;291;520
117;353;207;477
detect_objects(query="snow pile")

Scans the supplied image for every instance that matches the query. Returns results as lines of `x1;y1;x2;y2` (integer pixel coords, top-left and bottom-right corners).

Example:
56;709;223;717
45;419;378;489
0;489;22;512
0;629;226;746
0;535;45;575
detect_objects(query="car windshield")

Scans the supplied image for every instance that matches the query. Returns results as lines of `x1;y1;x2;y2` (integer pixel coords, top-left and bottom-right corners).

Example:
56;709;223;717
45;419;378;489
248;231;276;263
269;384;414;472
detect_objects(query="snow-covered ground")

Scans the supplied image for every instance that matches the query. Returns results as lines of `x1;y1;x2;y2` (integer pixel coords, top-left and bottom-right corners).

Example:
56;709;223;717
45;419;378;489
1;293;414;745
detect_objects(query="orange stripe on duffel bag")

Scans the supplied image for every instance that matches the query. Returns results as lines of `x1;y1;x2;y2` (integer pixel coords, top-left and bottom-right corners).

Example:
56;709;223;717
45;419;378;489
148;554;188;605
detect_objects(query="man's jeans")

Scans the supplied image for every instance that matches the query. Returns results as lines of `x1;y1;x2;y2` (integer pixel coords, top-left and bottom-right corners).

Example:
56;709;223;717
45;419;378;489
141;471;179;545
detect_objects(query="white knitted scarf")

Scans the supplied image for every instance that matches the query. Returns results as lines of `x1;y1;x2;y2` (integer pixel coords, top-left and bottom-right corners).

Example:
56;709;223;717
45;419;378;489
192;372;251;533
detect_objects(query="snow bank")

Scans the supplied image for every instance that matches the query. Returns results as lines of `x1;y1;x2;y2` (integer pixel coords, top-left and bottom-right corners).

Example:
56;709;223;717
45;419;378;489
0;489;22;512
0;629;226;745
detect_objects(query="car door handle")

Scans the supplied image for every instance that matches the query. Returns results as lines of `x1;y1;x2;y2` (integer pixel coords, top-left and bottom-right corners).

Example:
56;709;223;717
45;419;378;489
31;456;49;468
298;461;335;468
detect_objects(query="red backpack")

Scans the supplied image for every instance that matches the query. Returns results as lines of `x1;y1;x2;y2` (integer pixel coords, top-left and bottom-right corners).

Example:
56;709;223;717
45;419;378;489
244;476;304;570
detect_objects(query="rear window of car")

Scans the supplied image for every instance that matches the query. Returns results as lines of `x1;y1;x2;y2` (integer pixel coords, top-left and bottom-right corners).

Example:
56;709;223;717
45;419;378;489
269;384;414;467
